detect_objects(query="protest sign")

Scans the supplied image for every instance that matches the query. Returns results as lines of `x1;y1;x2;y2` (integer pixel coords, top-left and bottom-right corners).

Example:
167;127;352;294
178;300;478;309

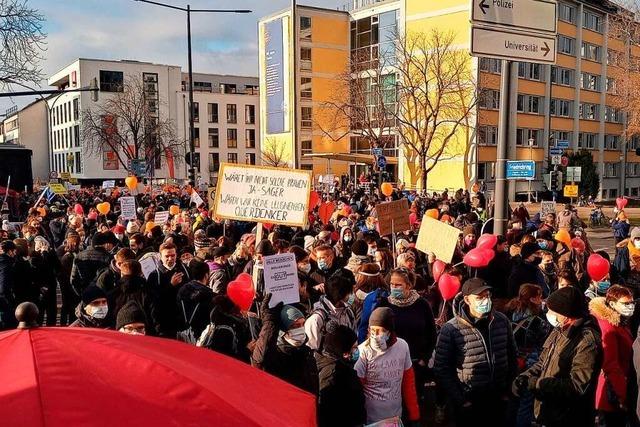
190;190;204;207
263;253;300;308
213;164;312;227
139;253;159;280
120;196;136;220
415;216;461;263
65;183;81;191
102;180;116;189
376;199;410;236
207;187;216;207
154;210;170;224
59;172;71;180
540;201;556;217
49;183;68;194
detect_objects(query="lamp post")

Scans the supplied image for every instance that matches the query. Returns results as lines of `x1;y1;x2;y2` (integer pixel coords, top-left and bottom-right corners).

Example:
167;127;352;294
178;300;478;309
134;0;251;185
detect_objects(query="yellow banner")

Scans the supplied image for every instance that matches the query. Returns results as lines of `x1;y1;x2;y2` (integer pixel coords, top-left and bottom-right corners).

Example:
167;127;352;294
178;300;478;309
563;185;579;198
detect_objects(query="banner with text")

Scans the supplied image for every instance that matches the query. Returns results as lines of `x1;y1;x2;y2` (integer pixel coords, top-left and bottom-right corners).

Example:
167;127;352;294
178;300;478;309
415;216;461;263
263;253;300;308
120;196;136;220
377;199;410;236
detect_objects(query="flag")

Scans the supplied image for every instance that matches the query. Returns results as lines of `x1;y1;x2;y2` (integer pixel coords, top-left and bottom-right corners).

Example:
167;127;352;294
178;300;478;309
43;187;55;203
190;190;204;207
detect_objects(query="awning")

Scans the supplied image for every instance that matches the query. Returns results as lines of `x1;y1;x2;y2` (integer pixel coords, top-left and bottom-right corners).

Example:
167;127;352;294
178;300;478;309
302;152;398;165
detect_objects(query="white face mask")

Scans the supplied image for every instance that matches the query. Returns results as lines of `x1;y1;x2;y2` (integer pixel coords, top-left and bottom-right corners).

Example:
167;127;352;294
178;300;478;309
612;301;636;318
91;305;108;319
285;327;306;347
546;312;561;328
634;240;640;250
370;332;389;351
299;263;311;274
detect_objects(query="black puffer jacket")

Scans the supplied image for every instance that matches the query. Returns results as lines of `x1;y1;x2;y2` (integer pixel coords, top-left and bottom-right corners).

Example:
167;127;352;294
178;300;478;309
70;246;112;296
434;294;518;406
316;353;366;427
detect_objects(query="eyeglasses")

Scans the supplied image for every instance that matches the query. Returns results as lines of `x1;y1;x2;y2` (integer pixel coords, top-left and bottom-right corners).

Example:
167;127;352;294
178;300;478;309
122;325;146;334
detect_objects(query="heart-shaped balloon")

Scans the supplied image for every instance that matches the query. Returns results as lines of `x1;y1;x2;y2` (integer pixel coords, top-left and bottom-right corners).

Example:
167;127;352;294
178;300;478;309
464;248;490;268
587;254;610;281
125;176;138;191
616;197;628;210
426;209;439;219
570;237;586;254
555;229;571;247
432;260;446;282
309;191;320;210
227;280;255;311
96;202;111;215
476;234;497;250
318;202;335;225
438;273;461;301
74;203;84;215
236;272;253;287
479;248;495;264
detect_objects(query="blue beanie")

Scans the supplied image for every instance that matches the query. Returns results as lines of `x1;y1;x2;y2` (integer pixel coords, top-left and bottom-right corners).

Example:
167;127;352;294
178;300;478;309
279;305;304;331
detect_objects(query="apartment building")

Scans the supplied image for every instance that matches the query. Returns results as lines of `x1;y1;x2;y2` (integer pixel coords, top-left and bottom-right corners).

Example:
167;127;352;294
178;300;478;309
176;73;260;186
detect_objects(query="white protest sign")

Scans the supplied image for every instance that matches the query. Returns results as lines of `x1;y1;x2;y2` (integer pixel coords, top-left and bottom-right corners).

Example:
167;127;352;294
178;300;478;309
65;183;81;191
540;201;557;217
263;253;300;308
120;196;136;220
415;216;461;263
102;180;116;189
190;190;204;207
139;253;159;280
154;210;170;224
213;163;312;227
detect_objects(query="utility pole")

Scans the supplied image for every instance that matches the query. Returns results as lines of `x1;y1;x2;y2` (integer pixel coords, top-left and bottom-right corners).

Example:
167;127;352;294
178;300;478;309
494;59;511;236
291;0;299;169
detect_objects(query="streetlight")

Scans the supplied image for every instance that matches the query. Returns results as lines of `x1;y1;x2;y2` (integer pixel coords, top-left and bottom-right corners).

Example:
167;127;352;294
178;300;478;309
528;137;534;203
134;0;252;185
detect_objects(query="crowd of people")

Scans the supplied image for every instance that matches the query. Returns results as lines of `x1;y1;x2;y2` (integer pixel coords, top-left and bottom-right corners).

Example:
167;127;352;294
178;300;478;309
1;183;640;427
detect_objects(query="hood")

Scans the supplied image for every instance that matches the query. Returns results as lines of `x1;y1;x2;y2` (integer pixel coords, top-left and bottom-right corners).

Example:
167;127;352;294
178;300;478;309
589;296;621;327
74;302;107;327
182;280;214;303
339;226;352;241
119;275;146;293
315;351;339;371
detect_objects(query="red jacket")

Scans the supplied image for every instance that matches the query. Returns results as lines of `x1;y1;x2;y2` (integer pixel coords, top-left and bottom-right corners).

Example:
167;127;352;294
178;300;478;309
589;297;633;411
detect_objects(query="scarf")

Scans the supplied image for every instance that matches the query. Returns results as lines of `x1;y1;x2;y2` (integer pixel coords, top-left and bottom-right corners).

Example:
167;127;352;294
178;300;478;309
388;289;420;307
629;240;640;267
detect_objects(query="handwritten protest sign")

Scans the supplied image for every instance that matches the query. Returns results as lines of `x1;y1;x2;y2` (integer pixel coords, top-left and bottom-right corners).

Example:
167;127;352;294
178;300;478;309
416;216;461;263
540;201;556;217
377;199;410;236
49;183;68;194
120;196;136;220
102;180;116;189
213;163;312;227
263;253;300;308
207;187;216;207
154;210;170;224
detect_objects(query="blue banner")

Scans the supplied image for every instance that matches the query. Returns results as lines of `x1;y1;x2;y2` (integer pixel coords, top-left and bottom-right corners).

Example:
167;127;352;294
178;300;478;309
506;160;536;179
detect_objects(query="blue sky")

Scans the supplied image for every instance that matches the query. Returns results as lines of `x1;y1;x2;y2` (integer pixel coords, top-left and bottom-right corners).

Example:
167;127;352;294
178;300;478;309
2;0;345;111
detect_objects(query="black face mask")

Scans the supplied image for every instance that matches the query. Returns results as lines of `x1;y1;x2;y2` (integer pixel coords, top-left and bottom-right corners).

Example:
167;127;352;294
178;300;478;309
530;256;542;265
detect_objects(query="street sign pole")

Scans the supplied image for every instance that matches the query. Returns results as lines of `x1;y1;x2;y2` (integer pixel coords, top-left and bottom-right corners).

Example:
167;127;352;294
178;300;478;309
494;60;512;235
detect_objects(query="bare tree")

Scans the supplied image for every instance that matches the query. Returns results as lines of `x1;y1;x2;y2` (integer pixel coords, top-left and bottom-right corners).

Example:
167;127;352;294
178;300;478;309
0;0;46;88
393;30;478;191
81;77;184;174
260;136;288;168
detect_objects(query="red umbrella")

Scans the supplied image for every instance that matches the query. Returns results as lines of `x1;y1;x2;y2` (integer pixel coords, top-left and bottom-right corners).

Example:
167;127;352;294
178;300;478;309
0;323;316;426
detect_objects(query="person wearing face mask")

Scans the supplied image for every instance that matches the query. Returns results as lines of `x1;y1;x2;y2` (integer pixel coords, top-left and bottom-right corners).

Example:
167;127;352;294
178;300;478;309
334;226;354;264
434;278;517;427
537;252;555;296
614;227;640;286
310;244;342;287
116;300;147;335
251;294;318;394
461;225;477;253
344;239;372;274
207;246;231;295
70;285;112;328
355;307;420;425
513;286;601;427
316;325;366;427
589;286;634;427
508;241;547;298
585;274;612;301
288;245;321;315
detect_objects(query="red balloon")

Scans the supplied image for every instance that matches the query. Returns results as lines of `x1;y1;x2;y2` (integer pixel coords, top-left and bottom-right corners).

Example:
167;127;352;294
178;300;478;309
409;212;418;227
587;254;610;281
476;234;497;250
438;274;461;301
227;280;255;311
480;248;495;263
263;223;274;232
570;237;586;254
73;203;84;215
432;260;446;282
464;248;490;268
318;202;335;225
616;197;628;211
236;273;253;286
309;191;320;210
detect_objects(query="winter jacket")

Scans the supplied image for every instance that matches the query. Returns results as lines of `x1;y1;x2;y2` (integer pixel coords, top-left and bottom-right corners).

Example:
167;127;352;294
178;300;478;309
478;251;512;298
434;295;518;407
30;249;60;300
589;297;633;412
305;296;357;351
614;239;633;281
612;220;631;240
557;210;578;230
0;254;17;329
48;219;67;248
69;302;112;329
345;254;370;274
13;256;38;305
508;260;547;298
110;275;159;335
317;353;366;427
96;260;120;294
519;316;602;427
176;279;215;340
207;261;230;295
147;261;190;337
70;246;112;296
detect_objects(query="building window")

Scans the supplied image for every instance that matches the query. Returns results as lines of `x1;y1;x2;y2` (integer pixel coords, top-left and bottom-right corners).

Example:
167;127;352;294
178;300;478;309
226;104;237;124
245;153;256;165
581;42;601;62
583;10;603;33
551;130;572;145
301;77;312;99
630;136;640;151
477;162;495;180
580;72;601;91
579;103;599;120
301;107;312;128
578;132;597;149
228;153;238;164
605;106;623;123
550;66;575;86
559;2;576;23
75;152;82;174
227;128;237;148
558;35;576;56
301;47;312;70
245;129;256;148
605;163;620;178
73;98;79;121
478;125;498;146
220;83;237;94
517;63;543;81
550;98;573;117
479;58;502;74
208;153;219;172
208;128;219;148
208;103;218;123
192;102;199;122
245;104;255;124
605;134;621;150
517;94;543;114
479;90;500;109
300;16;312;40
516;128;541;146
301;139;312;154
99;70;124;92
193;81;212;92
194;127;200;148
74;125;80;147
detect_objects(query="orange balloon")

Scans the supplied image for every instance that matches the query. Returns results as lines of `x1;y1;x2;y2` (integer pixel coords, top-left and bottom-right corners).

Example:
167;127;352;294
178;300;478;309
169;205;180;216
426;209;439;219
380;182;393;197
96;202;111;215
555;229;571;247
37;207;46;217
125;176;138;191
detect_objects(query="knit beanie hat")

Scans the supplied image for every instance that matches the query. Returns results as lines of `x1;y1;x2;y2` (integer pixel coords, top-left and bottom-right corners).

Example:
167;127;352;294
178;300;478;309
546;286;585;318
369;307;395;332
303;235;315;253
126;221;139;234
116;301;147;330
279;305;304;331
194;235;211;251
463;225;476;237
323;324;357;357
351;239;369;256
631;227;640;241
81;285;107;305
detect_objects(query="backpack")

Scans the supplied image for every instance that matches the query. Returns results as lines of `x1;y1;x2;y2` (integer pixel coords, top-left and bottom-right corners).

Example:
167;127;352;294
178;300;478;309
176;301;200;344
311;299;355;352
196;313;239;355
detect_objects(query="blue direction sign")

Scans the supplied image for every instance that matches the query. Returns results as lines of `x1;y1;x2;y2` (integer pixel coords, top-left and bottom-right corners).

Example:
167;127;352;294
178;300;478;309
549;147;563;155
556;140;570;149
377;155;387;169
506;160;536;179
372;147;383;156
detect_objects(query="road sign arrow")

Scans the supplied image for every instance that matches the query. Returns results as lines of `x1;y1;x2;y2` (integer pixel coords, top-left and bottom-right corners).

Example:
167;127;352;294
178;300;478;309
541;42;550;57
479;0;489;15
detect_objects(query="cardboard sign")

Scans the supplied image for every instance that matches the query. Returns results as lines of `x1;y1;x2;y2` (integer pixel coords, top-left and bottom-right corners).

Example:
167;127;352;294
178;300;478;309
540;201;556;217
139;253;159;280
564;184;579;198
190;190;204;207
49;183;68;194
69;177;79;184
65;183;81;191
207;187;216;207
154;210;170;224
102;180;116;189
59;172;71;180
263;253;300;308
120;196;136;220
377;199;410;236
415;216;461;263
213;163;312;227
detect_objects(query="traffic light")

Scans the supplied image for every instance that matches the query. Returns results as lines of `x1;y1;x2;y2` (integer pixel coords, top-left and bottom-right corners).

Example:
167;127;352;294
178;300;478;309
185;152;200;170
549;171;559;191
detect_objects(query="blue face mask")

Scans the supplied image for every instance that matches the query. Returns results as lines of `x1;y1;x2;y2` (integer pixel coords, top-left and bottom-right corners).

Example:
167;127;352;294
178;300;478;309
351;348;360;362
390;288;405;299
318;259;329;271
475;298;492;315
538;241;548;250
346;293;355;306
597;280;611;294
